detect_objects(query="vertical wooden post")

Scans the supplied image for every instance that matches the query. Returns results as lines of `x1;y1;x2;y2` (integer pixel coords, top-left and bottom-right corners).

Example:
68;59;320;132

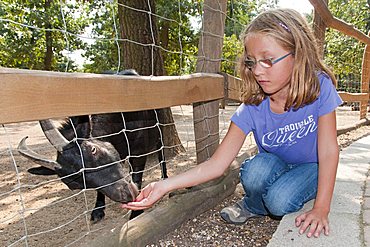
360;31;370;119
193;0;227;164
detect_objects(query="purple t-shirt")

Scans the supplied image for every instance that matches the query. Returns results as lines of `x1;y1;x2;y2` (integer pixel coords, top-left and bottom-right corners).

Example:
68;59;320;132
231;73;343;164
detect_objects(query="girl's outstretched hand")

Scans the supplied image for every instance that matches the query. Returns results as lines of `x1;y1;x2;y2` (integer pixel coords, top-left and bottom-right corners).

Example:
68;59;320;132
295;208;330;238
121;181;167;211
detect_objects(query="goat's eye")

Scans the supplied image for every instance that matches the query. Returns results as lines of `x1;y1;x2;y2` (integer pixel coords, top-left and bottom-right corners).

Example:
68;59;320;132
91;146;97;155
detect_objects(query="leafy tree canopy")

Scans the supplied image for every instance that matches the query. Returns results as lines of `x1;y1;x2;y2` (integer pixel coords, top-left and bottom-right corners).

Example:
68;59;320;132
0;0;89;71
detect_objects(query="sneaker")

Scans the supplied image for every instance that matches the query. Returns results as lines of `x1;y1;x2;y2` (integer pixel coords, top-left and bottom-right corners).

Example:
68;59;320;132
220;200;261;225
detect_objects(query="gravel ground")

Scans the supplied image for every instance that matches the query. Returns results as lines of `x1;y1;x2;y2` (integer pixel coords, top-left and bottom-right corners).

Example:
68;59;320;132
148;124;370;247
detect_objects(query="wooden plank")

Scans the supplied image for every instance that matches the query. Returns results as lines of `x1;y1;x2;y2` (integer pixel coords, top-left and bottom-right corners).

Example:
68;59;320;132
312;0;328;58
0;68;224;124
337;118;370;135
226;74;243;102
338;92;369;102
360;102;368;119
360;31;370;119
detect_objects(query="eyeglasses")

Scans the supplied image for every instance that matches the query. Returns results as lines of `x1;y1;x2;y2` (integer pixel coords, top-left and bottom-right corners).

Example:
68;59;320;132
244;52;293;70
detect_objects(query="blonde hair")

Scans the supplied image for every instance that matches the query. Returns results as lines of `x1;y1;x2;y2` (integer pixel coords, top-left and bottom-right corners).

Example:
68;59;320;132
239;8;336;110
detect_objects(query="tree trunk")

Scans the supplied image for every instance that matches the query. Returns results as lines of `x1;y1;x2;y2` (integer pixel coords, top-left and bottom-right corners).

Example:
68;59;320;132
160;21;169;51
118;0;163;75
118;0;184;157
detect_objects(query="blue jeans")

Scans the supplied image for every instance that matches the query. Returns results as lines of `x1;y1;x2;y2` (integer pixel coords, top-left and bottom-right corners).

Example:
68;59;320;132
240;153;318;217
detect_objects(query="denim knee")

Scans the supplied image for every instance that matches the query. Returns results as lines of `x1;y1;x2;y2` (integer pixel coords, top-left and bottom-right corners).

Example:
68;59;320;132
240;153;287;193
263;193;294;216
263;190;314;216
262;164;318;216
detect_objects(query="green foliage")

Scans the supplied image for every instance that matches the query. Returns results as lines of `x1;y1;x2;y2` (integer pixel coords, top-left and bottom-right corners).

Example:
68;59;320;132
10;0;363;83
224;1;257;37
221;34;243;75
0;0;273;76
324;0;369;90
221;0;273;76
0;0;88;71
81;1;120;73
156;0;202;75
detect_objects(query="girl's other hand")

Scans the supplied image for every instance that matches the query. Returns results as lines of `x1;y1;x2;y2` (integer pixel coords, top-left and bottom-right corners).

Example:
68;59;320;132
295;208;330;238
121;181;167;211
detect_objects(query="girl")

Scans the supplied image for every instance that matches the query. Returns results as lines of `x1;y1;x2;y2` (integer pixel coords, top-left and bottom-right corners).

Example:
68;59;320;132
122;8;342;238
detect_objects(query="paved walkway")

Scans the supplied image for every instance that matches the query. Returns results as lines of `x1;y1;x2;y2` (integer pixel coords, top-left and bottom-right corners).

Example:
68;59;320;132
268;134;370;247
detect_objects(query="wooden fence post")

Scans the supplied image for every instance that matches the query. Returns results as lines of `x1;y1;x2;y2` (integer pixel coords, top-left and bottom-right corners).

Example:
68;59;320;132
360;31;370;119
193;0;227;164
313;0;328;59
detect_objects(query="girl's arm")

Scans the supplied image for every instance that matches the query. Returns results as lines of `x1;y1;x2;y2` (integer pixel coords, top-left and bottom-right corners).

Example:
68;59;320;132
122;122;247;210
295;111;339;237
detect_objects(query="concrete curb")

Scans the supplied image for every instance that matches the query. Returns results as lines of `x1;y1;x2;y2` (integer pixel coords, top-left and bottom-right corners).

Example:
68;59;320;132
267;135;370;247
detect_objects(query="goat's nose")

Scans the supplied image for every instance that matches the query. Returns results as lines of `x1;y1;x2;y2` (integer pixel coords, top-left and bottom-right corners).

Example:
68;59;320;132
128;182;139;201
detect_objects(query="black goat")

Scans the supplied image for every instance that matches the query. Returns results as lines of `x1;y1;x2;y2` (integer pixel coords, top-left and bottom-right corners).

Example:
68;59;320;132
18;70;167;222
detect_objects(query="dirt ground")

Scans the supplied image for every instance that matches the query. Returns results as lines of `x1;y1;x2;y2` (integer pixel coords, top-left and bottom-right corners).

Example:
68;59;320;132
0;105;369;247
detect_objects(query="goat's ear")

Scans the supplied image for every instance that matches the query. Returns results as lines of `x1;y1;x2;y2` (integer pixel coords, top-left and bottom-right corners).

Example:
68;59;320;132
66;115;91;139
28;167;57;175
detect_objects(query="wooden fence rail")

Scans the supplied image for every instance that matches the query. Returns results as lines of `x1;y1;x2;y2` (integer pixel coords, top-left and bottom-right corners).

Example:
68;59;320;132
1;67;368;126
0;68;225;124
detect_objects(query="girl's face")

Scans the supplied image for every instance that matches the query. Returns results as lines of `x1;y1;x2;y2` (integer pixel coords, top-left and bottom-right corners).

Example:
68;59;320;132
244;33;295;99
